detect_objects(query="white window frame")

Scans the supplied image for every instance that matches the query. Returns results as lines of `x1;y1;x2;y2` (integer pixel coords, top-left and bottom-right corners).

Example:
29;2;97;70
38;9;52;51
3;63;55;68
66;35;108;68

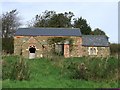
88;47;98;55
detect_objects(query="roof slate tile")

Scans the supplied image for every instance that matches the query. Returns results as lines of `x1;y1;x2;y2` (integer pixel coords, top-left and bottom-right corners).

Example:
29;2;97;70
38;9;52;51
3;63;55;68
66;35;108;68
15;28;81;36
82;35;109;46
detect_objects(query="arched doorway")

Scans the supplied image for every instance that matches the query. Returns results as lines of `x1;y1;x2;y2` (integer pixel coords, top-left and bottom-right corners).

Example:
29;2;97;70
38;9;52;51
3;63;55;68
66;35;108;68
29;45;36;59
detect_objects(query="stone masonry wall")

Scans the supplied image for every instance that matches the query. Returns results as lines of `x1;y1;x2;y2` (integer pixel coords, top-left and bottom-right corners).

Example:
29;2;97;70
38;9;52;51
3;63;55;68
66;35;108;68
14;36;83;58
69;37;83;57
82;46;110;57
14;36;110;58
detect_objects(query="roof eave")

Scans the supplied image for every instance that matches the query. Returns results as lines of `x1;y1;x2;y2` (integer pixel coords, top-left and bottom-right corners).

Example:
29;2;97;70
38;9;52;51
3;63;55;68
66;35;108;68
14;35;81;37
82;45;109;47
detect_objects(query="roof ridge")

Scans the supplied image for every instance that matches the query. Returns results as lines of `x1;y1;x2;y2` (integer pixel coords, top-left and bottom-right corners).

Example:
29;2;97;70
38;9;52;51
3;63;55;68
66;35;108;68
82;35;106;36
18;27;80;30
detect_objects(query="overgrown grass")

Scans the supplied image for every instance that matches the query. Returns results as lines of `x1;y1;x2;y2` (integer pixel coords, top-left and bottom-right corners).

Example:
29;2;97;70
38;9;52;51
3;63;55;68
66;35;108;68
2;55;119;88
2;56;30;81
63;57;118;81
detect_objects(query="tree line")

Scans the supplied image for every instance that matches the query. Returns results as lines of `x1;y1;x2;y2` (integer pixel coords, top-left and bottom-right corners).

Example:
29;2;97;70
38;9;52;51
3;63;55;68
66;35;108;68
2;9;107;38
1;9;113;54
28;10;106;35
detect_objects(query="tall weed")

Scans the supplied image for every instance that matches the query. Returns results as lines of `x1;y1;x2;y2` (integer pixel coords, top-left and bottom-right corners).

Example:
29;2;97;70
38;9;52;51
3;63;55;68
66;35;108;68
63;57;118;81
2;56;30;81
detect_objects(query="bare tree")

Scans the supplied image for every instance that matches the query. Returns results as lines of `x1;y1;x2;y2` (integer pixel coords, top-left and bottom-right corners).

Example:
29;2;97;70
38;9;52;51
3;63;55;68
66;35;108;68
2;9;21;38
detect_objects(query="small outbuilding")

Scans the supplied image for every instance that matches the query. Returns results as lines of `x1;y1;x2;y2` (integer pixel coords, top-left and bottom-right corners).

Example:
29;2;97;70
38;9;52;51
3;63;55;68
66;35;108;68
14;28;110;58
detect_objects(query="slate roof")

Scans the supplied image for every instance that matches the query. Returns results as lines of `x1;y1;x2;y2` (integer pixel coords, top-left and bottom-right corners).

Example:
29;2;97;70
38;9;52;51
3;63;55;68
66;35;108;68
15;28;81;36
82;35;109;46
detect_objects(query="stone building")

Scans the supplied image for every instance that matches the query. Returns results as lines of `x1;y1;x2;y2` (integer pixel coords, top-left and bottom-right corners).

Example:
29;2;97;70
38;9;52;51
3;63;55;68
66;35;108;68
14;28;110;58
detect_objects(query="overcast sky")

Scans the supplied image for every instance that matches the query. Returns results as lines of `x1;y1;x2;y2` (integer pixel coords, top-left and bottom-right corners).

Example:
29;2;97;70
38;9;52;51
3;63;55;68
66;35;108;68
1;0;119;43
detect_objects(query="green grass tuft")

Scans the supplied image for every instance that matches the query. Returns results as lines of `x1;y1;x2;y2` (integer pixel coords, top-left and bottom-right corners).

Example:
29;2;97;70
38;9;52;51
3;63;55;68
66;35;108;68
2;56;119;88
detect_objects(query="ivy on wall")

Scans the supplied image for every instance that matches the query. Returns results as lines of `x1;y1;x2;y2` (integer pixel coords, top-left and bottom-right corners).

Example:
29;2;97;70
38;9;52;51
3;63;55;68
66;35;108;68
47;37;73;56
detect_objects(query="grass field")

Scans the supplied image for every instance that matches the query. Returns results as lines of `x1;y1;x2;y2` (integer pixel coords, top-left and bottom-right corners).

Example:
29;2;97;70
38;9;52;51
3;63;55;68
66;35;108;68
2;56;119;88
